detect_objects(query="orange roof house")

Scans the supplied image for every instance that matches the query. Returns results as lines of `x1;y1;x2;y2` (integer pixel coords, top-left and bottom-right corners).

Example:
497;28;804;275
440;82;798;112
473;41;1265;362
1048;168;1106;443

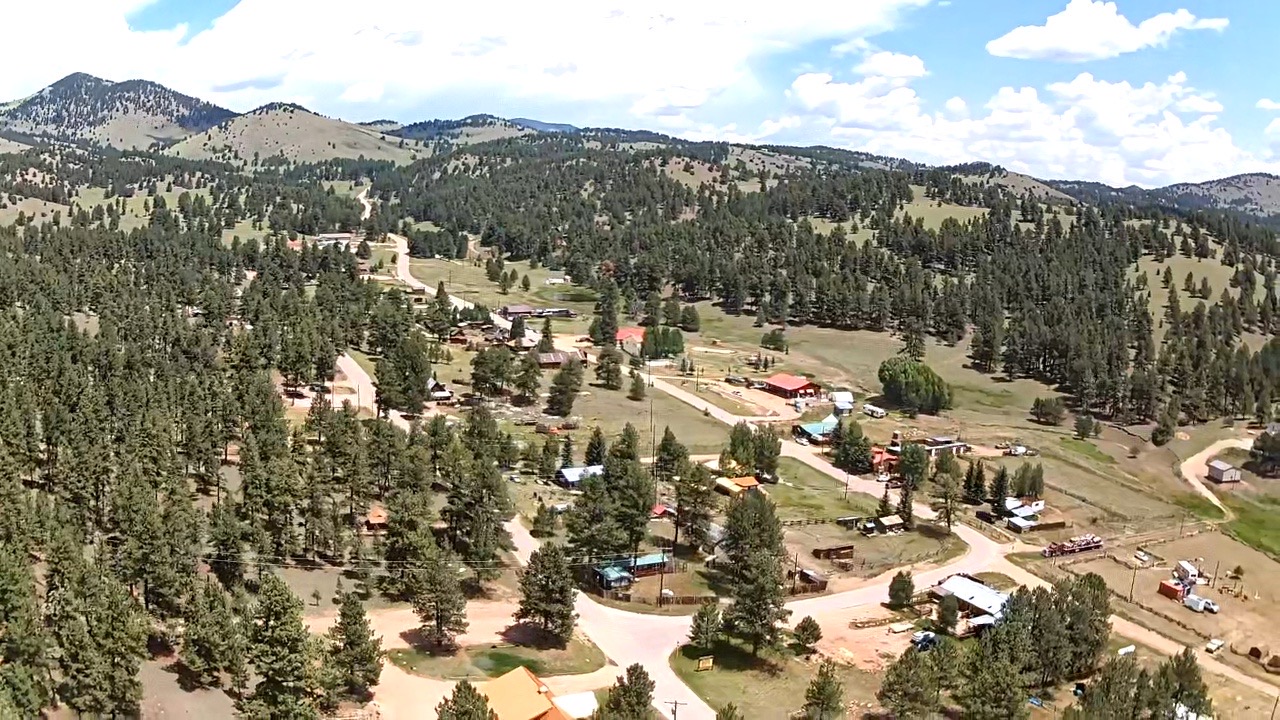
480;666;595;720
762;372;819;398
616;326;646;344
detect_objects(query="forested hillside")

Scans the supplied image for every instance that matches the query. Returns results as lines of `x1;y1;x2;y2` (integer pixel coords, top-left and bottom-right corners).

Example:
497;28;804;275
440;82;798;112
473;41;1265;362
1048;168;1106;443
348;133;1280;433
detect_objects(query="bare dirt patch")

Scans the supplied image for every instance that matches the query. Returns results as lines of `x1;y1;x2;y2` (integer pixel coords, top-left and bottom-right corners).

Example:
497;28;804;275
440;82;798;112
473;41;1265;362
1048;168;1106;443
816;608;915;672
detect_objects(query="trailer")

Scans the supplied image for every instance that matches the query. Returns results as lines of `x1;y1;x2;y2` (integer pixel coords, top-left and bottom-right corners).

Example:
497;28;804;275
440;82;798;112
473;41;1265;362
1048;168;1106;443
1158;580;1187;601
1042;534;1104;558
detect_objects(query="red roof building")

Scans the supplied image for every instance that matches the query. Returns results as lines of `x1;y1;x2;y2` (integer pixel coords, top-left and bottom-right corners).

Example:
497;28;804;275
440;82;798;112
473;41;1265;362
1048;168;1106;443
762;372;819;398
616;326;646;344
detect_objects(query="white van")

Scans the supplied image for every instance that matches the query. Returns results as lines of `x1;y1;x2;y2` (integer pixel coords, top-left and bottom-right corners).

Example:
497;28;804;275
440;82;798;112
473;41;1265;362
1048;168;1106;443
862;403;887;419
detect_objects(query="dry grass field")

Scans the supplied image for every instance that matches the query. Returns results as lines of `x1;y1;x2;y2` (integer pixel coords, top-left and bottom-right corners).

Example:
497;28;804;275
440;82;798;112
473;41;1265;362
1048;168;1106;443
0;195;69;225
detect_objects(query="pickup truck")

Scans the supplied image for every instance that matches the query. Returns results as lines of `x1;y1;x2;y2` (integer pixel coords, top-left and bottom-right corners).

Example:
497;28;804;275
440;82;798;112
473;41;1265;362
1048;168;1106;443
1184;595;1220;613
1205;639;1225;654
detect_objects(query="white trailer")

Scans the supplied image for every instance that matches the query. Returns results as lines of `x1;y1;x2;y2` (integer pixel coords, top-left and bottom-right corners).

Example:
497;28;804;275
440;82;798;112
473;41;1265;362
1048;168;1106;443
862;403;887;419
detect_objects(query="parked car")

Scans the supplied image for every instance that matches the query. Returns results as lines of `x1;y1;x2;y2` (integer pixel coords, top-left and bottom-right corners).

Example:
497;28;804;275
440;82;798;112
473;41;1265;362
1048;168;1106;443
795;437;810;446
911;630;936;645
1205;639;1225;654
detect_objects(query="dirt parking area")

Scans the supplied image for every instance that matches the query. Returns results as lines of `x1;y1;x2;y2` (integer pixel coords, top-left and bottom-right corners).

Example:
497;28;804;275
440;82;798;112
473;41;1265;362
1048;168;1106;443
1072;531;1280;652
816;606;916;672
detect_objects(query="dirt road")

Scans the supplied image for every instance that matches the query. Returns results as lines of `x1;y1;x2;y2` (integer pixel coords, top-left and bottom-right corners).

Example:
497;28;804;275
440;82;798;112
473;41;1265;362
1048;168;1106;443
1177;437;1252;518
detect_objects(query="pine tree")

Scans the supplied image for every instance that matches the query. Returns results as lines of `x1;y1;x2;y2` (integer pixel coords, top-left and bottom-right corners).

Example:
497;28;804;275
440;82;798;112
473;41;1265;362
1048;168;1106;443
673;463;716;552
0;544;52;715
598;663;656;719
689;601;721;649
721;493;790;655
585;426;608;465
896;483;914;528
715;704;744;720
877;486;892;517
411;540;469;648
436;680;497;720
877;647;939;718
244;574;319;719
888;571;914;608
990;466;1011;512
595;347;624;390
653;426;688;484
964;460;987;504
628;369;647;401
512;353;543;405
802;660;844;720
793;615;822;651
547;358;584;416
937;472;960;531
326;592;383;700
536;318;555;353
181;582;229;688
515;544;577;645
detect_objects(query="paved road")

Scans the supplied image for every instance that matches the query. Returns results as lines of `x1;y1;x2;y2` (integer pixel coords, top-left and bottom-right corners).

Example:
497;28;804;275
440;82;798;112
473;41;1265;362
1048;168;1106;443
1178;437;1252;518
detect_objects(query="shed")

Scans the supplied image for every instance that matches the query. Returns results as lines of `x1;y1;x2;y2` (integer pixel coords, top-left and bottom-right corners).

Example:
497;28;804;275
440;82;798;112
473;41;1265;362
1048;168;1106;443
1007;516;1039;533
555;465;604;489
594;565;634;589
1207;460;1241;484
537;351;579;368
762;372;820;398
362;504;389;533
876;514;905;532
626;552;671;577
499;304;536;319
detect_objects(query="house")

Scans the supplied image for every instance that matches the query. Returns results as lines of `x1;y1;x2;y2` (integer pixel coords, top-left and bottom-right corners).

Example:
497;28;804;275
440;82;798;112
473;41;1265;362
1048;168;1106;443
921;436;970;459
831;391;856;415
509;336;539;351
715;476;762;497
536;350;583;368
500;304;537;319
361;504;389;534
932;574;1010;621
555;465;604;489
428;377;453;403
615;326;646;345
794;414;840;444
1207;460;1241;484
762;373;820;398
875;514;905;533
479;665;598;720
1003;497;1046;515
871;446;898;474
1007;516;1039;533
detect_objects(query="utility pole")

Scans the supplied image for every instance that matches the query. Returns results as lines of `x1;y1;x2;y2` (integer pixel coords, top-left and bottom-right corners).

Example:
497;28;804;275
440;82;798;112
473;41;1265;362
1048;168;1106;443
843;468;850;500
791;553;800;594
666;700;687;720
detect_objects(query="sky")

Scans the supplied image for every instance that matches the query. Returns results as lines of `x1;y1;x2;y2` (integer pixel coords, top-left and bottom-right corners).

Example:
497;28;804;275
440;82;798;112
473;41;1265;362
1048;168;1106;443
6;0;1280;187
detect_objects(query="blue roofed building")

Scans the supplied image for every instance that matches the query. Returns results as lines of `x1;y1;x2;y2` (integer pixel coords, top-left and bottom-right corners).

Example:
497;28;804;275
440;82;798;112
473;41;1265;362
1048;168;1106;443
794;414;840;444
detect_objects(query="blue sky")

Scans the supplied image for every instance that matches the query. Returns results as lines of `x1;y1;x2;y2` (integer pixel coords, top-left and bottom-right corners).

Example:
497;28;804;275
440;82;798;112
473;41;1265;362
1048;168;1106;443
7;0;1280;186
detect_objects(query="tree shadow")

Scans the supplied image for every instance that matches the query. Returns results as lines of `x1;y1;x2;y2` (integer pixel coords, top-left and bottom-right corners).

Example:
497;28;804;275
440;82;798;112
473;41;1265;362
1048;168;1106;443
500;622;566;650
679;640;783;675
401;628;464;657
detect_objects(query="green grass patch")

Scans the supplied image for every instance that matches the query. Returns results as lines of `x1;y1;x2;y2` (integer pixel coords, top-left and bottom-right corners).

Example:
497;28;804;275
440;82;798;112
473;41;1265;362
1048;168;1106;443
972;572;1018;591
1168;492;1226;521
769;458;880;520
671;639;880;719
388;636;607;680
1221;493;1280;559
1058;437;1116;465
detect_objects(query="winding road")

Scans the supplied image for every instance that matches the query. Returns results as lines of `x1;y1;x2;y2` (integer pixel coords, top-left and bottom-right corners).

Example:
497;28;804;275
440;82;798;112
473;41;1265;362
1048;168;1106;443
1177;437;1252;519
335;189;1278;718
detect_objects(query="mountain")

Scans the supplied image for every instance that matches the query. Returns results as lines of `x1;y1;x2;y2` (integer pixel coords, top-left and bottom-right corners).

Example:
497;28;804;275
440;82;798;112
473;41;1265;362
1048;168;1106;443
167;102;423;165
509;117;579;134
0;72;235;150
392;114;531;144
1050;173;1280;227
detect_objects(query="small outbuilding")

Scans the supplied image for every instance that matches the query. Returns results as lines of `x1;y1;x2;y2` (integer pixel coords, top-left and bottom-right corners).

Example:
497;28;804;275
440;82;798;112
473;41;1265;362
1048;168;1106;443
1207;460;1241;484
499;304;536;319
875;514;905;533
715;476;762;497
830;391;856;415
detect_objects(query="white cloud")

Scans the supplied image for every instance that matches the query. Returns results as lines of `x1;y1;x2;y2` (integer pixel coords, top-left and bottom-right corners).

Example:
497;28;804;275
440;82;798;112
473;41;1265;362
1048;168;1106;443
854;51;927;79
986;0;1228;62
0;0;930;125
1258;99;1280;111
762;62;1269;187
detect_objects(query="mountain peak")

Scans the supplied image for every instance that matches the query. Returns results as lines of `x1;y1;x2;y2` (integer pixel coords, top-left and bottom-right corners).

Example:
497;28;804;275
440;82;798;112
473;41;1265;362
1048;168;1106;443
0;73;234;149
